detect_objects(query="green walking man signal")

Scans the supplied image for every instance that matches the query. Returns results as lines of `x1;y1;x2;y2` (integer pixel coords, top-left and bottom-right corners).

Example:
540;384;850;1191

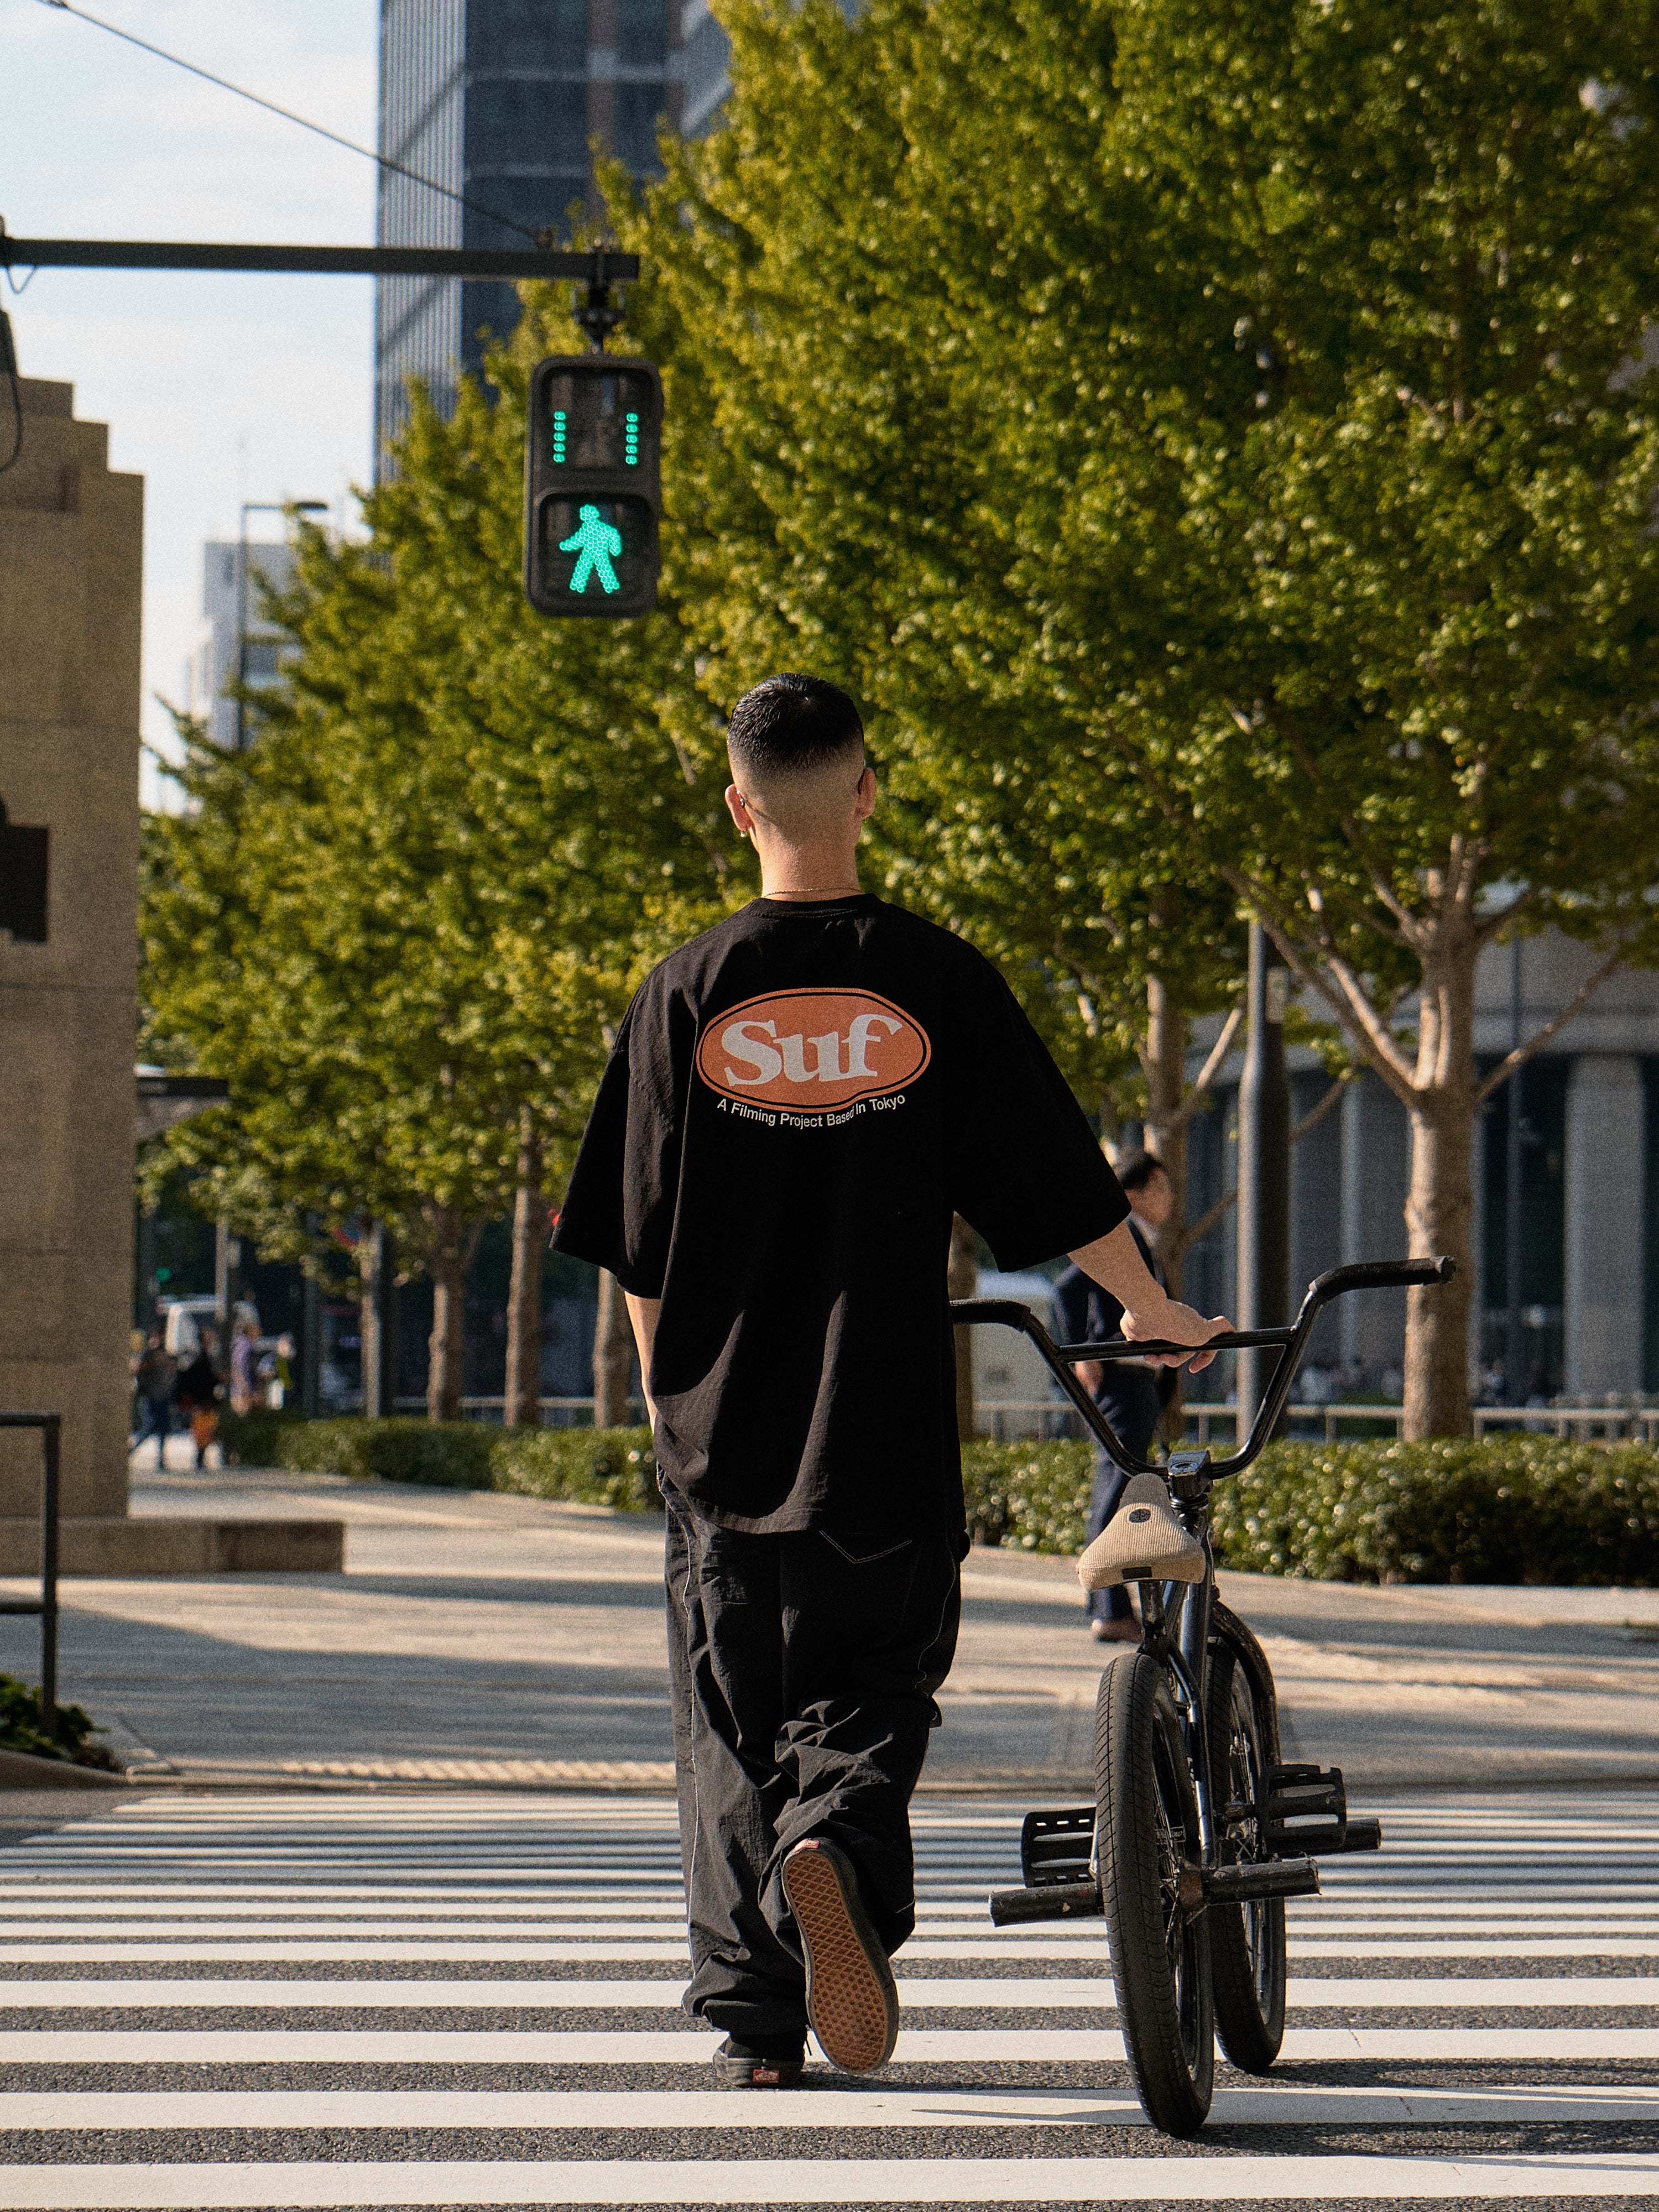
524;357;662;619
559;504;624;596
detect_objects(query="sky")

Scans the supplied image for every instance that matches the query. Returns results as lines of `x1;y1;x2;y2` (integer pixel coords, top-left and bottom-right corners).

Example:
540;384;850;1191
2;0;381;807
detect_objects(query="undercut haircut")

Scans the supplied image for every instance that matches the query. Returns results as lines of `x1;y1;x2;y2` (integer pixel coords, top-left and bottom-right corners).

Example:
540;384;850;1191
727;674;864;779
1113;1149;1168;1194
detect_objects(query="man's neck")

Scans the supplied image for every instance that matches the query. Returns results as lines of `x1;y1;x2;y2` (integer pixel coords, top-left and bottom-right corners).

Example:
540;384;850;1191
758;853;863;901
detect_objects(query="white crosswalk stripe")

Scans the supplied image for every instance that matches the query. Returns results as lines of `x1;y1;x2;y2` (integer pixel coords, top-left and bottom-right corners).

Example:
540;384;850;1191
0;1791;1656;2206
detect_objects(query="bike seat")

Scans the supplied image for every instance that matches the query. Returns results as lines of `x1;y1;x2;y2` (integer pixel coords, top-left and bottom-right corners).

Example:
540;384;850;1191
1077;1473;1206;1589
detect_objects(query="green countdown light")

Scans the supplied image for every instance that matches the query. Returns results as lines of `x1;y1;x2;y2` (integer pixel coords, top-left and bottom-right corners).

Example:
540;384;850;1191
559;503;623;595
552;409;567;463
624;411;639;465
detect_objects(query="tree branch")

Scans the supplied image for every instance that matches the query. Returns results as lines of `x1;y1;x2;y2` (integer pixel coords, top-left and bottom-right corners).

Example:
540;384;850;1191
1165;1004;1244;1129
1292;1073;1349;1144
1473;945;1631;1105
1217;863;1419;1097
1167;1075;1349;1262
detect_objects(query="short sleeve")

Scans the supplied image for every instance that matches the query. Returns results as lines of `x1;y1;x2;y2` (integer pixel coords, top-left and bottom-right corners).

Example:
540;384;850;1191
551;988;685;1297
947;963;1128;1271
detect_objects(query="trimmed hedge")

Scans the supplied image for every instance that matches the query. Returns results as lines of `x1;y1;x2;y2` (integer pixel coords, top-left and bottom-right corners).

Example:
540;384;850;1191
1209;1438;1659;1587
236;1413;662;1514
961;1439;1093;1554
233;1419;1659;1584
963;1434;1659;1586
492;1426;661;1514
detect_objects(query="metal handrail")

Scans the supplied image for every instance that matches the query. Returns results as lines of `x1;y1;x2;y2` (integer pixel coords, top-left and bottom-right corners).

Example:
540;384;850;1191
0;1412;61;1734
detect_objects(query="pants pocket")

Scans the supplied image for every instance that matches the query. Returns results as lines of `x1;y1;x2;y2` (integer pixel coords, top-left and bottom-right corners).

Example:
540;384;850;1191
820;1531;914;1567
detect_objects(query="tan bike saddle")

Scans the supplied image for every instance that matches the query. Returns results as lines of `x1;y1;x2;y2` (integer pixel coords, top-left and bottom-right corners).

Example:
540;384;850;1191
1077;1473;1206;1591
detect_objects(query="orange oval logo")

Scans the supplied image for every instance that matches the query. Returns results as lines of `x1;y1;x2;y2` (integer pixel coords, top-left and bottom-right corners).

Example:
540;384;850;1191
696;988;931;1113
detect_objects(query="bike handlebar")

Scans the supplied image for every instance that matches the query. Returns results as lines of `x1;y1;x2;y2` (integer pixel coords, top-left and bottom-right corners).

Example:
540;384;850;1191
950;1255;1454;1480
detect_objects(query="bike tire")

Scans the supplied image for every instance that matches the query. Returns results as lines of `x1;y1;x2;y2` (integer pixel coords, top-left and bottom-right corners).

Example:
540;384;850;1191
1094;1650;1214;2136
1206;1617;1287;2072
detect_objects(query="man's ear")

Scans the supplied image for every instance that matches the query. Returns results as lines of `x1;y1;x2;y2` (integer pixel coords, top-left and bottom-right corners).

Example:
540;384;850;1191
725;784;754;834
854;763;877;820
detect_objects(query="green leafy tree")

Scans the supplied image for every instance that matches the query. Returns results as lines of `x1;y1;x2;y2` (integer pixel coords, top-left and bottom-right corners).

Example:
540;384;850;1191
612;1;1251;1293
144;316;732;1417
620;0;1659;1433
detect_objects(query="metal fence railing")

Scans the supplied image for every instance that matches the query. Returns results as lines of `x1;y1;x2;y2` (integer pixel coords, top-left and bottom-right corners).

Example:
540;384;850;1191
0;1411;60;1734
390;1396;647;1426
977;1397;1659;1446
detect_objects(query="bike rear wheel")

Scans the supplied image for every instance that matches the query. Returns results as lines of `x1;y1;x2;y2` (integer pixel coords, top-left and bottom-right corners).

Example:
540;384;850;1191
1094;1650;1213;2136
1206;1611;1287;2071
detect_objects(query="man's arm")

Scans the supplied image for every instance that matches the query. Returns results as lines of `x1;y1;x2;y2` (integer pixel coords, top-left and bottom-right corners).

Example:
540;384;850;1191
1067;1220;1230;1374
624;1293;661;1430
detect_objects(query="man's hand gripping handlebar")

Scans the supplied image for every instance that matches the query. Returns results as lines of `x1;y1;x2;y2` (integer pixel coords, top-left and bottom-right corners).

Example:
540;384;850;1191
951;1256;1455;1479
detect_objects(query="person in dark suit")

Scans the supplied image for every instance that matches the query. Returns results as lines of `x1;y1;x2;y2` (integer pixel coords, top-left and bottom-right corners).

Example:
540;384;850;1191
1053;1151;1178;1642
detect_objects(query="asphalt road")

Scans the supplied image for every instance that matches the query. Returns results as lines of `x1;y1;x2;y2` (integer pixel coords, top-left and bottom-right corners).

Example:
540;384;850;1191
0;1787;1654;2206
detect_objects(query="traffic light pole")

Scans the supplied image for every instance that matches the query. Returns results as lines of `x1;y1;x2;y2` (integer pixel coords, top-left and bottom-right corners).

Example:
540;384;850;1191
0;237;639;286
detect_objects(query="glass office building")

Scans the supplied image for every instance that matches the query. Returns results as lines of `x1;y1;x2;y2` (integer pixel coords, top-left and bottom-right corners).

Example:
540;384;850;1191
375;0;687;463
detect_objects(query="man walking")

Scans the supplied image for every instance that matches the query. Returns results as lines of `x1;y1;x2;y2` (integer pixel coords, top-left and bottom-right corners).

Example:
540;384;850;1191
552;675;1226;2088
1053;1151;1178;1644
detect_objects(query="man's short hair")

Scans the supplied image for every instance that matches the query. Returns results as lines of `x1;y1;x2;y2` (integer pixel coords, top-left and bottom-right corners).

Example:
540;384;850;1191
727;674;864;778
1114;1149;1168;1194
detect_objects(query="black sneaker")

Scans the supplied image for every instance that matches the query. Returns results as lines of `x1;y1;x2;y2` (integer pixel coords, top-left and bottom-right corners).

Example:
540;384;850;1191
781;1837;900;2073
713;2036;805;2088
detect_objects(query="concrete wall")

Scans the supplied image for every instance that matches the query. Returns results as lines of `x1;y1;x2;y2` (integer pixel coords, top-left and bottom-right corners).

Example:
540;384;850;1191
0;378;142;1521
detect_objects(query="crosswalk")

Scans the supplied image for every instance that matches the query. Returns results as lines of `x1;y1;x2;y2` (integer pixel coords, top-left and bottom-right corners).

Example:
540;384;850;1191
1;1789;1656;2205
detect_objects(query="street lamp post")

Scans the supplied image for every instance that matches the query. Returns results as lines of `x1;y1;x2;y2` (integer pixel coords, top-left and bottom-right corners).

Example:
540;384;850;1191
1236;924;1292;1437
235;498;327;750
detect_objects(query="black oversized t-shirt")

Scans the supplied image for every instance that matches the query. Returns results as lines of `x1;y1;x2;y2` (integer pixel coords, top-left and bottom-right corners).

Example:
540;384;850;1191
552;894;1128;1536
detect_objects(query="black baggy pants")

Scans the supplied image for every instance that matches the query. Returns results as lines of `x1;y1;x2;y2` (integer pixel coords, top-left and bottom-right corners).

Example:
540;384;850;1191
664;1491;964;2045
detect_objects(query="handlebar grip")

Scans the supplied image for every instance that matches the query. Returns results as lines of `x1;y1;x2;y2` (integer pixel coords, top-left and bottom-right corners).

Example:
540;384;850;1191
1311;1256;1455;1295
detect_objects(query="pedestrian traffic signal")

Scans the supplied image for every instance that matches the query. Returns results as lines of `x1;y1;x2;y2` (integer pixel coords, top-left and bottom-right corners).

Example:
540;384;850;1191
524;356;661;620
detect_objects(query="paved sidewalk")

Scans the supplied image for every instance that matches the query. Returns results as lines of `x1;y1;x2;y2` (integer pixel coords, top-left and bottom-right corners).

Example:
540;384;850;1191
1;1464;1655;1792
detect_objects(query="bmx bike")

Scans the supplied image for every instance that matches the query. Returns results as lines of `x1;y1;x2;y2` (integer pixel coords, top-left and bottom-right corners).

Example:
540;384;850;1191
951;1255;1454;2137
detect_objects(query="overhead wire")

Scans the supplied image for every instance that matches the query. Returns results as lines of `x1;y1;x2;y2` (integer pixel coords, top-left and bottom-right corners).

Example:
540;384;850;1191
33;0;543;244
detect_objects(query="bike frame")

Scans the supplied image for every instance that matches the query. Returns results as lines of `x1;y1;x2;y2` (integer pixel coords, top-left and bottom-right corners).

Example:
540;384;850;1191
951;1256;1454;1872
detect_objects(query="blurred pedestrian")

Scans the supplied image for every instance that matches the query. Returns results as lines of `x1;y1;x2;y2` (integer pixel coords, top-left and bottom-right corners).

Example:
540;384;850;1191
1053;1150;1178;1644
268;1333;295;1410
133;1333;176;1466
229;1317;259;1417
175;1332;222;1470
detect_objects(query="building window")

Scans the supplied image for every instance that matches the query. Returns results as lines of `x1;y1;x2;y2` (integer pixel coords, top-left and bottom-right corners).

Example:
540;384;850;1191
682;3;730;129
467;0;590;72
465;77;591;171
617;0;668;68
614;79;668;173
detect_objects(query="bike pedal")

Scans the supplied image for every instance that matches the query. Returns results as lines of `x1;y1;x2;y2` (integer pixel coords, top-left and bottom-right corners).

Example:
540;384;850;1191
1020;1807;1095;1888
1260;1762;1348;1855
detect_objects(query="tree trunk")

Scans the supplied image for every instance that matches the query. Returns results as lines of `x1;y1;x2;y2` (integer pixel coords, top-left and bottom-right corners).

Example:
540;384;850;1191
426;1212;468;1423
1401;928;1478;1441
503;1112;546;1428
1402;1097;1475;1439
593;1268;634;1430
948;1212;978;1441
359;1222;396;1421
